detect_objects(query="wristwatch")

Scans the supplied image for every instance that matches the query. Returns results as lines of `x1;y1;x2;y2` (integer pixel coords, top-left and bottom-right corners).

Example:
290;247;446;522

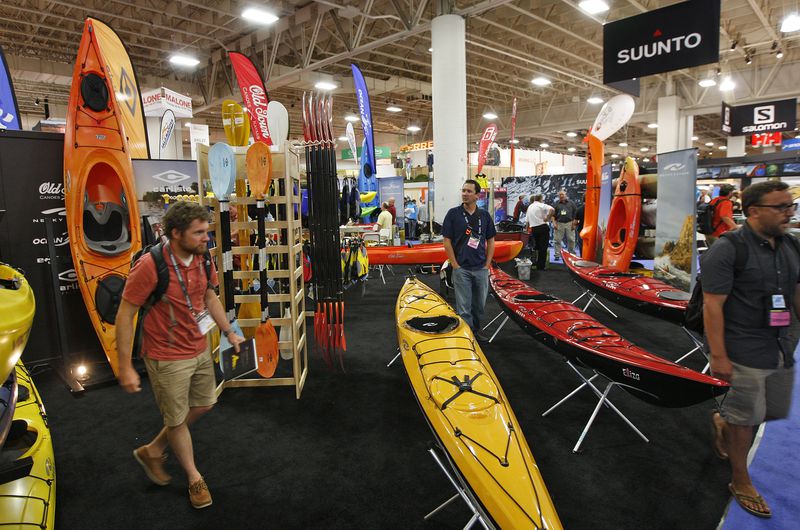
223;329;234;337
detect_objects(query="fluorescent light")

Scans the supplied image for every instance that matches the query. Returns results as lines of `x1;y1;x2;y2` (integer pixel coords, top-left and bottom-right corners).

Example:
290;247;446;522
776;50;784;59
386;106;402;113
407;125;421;132
719;77;736;91
643;157;650;162
483;112;498;120
587;96;604;105
531;77;551;86
344;115;360;122
169;54;200;67
618;142;628;147
579;0;610;15
647;123;658;129
705;141;714;146
640;147;649;152
566;132;578;138
241;7;279;24
315;81;338;90
611;154;619;159
540;143;550;148
338;136;348;141
428;48;433;52
567;147;577;152
698;78;717;88
510;139;519;144
780;13;800;33
719;145;727;151
691;135;699;141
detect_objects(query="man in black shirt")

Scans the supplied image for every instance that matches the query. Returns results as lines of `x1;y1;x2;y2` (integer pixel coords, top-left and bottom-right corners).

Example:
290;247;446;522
551;189;577;260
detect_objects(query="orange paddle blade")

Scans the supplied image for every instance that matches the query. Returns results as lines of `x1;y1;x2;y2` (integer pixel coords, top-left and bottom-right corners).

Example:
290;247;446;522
246;142;272;198
255;321;279;378
237;302;260;339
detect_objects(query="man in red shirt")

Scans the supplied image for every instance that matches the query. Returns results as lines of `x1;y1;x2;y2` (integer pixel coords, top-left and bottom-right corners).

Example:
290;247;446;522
387;197;397;225
707;184;738;245
116;202;244;509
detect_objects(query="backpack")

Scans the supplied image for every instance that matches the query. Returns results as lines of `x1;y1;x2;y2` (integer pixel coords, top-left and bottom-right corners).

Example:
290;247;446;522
696;198;729;235
129;241;213;356
684;232;800;334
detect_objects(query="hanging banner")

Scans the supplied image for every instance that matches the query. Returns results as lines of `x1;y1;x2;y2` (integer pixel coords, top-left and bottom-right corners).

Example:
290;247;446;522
351;63;376;177
0;46;21;130
603;0;720;84
346;122;358;165
654;148;697;292
229;51;272;145
476;122;498;175
90;18;150;158
721;98;797;135
158;110;177;159
510;97;517;177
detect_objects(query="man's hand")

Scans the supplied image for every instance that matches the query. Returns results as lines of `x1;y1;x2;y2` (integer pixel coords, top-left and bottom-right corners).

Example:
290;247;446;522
710;355;734;382
227;331;246;353
118;364;141;393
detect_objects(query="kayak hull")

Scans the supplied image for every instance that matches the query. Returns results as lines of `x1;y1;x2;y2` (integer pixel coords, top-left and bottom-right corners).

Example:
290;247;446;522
602;157;640;271
370;240;522;265
562;249;688;325
580;134;603;260
396;279;561;529
489;267;728;407
0;264;35;384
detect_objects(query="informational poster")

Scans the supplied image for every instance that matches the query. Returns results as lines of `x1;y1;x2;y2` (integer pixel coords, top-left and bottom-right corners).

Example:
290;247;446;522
132;159;199;240
596;164;613;257
654;148;698;291
377;175;404;228
189;123;209;160
501;173;587;209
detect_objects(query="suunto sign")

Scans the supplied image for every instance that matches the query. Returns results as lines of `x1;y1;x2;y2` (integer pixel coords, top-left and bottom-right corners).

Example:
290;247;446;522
721;99;797;136
603;0;720;84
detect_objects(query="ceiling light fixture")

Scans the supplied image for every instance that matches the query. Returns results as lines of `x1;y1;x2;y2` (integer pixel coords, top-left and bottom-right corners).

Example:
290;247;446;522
407;125;421;132
386;106;402;113
647;123;658;129
315;81;338;91
780;13;800;33
241;7;279;24
169;54;200;67
719;77;736;91
705;142;714;146
611;154;619;159
698;78;717;88
483;112;498;120
338;136;348;141
540;143;550;148
587;96;604;105
566;131;578;138
745;52;753;65
567;147;577;152
579;0;610;15
428;47;433;52
640;147;649;152
730;39;738;51
344;115;360;122
776;49;784;59
618;142;628;147
510;139;520;144
719;145;727;151
532;77;551;86
691;135;699;141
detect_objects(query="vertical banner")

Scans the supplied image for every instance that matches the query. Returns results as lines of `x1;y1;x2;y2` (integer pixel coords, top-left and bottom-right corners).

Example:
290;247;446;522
0;46;21;130
654;148;697;291
345;122;358;165
510;97;517;176
189;123;209;160
158;110;177;159
229;51;272;145
597;164;613;258
377;175;404;228
476;123;498;175
351;63;376;178
90;18;150;158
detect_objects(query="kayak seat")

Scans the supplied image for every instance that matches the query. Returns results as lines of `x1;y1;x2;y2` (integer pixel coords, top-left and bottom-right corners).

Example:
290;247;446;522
404;315;459;334
657;290;691;301
83;201;131;255
514;293;559;303
574;259;600;267
597;272;639;278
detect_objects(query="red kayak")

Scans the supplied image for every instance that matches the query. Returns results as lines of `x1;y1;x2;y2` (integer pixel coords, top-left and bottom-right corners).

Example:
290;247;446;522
489;266;728;407
561;249;689;325
367;240;522;265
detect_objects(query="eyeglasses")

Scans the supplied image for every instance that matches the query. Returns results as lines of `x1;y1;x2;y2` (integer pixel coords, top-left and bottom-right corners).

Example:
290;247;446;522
753;203;797;212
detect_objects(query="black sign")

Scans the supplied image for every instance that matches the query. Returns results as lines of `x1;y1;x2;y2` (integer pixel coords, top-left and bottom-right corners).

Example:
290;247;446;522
721;99;797;136
603;0;720;84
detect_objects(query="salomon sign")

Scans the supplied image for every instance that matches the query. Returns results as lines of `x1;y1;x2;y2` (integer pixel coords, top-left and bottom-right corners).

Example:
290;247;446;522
603;0;720;84
721;99;797;136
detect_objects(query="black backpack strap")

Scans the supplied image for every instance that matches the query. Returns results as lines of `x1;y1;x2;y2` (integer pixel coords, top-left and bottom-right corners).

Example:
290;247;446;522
146;241;170;310
719;230;748;277
203;250;214;290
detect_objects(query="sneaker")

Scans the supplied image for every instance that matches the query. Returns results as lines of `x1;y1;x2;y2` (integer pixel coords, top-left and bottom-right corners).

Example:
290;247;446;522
133;446;171;486
189;477;213;509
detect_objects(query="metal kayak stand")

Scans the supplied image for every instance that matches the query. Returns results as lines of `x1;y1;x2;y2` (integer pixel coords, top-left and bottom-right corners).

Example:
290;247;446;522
674;326;710;374
571;281;618;318
387;347;401;368
481;311;509;343
542;359;649;453
424;444;494;530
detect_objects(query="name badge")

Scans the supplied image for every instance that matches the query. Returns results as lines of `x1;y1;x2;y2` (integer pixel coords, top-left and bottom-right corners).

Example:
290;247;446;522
467;236;480;249
768;294;790;327
195;309;215;335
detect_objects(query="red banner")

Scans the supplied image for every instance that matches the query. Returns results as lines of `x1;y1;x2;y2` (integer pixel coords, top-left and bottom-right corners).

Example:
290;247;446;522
510;98;517;176
229;52;272;145
751;132;782;147
476;122;498;175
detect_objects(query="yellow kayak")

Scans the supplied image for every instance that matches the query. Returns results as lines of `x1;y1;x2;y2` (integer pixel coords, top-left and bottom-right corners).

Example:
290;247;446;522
0;362;56;529
395;278;561;529
0;263;35;383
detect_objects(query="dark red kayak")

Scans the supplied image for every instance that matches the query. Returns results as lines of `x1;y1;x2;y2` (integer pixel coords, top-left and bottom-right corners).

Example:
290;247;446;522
489;266;728;407
561;249;689;325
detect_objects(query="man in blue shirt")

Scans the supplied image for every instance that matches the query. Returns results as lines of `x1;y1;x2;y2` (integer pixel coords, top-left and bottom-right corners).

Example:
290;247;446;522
443;179;496;341
405;199;418;240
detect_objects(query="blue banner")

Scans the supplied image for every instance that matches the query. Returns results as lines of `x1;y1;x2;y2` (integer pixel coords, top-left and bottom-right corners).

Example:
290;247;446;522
351;63;376;178
357;138;379;207
378;176;404;227
0;47;21;130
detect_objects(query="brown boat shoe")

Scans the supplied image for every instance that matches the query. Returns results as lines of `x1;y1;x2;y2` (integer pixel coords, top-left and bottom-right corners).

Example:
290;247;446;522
133;446;171;486
189;477;213;509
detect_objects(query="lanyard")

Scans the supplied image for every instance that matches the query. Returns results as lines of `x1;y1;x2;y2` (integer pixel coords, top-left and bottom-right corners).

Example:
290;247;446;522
166;244;197;315
461;207;482;237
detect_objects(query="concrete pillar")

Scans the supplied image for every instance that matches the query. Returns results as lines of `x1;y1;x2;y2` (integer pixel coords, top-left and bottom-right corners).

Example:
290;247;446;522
656;95;692;154
431;14;467;224
727;136;746;157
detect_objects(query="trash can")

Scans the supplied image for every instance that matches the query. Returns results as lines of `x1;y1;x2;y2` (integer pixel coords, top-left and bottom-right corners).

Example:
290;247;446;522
515;258;532;280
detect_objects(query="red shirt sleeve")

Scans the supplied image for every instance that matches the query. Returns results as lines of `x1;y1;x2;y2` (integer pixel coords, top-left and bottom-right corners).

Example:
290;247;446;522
122;253;158;307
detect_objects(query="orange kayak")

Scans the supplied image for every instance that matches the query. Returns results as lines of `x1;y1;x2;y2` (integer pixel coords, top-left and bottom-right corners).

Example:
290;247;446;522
602;157;640;272
367;240;522;265
64;19;142;376
580;134;603;260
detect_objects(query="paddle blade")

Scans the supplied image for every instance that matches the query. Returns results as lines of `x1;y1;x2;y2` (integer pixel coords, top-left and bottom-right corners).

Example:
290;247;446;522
221;99;238;144
279;308;293;360
208;142;236;198
590;95;635;141
267;101;289;149
237;302;261;339
246;142;272;197
255;321;279;378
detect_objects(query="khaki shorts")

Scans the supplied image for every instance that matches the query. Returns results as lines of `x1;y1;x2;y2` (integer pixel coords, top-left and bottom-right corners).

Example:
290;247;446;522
721;361;795;426
144;351;217;427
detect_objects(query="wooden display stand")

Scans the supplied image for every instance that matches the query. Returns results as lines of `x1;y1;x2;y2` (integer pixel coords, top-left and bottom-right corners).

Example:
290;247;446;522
198;143;308;399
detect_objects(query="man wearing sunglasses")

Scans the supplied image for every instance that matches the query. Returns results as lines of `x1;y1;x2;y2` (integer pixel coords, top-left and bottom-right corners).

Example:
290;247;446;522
701;181;799;519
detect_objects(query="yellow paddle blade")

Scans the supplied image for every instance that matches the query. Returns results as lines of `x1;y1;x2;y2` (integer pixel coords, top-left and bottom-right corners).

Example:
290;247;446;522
237;107;251;146
237;302;261;339
209;328;221;363
221;100;239;145
245;142;272;198
255;322;279;378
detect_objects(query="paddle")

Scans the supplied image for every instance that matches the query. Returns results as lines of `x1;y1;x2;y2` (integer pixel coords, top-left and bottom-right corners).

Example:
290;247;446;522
266;101;289;151
208;142;242;353
247;142;279;378
221;100;250;146
324;94;346;359
589;94;635;142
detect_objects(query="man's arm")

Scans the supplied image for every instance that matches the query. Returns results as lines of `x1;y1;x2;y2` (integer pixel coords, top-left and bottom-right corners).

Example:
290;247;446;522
115;299;142;393
704;292;733;381
443;237;459;269
484;237;495;268
205;288;245;352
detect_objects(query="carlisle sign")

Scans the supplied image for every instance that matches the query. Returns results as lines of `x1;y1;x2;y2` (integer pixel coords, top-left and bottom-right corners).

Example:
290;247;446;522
603;0;720;84
721;99;797;136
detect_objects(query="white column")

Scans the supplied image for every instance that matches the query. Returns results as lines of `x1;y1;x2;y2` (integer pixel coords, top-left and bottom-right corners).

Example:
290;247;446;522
656;95;692;154
727;136;746;157
432;14;467;224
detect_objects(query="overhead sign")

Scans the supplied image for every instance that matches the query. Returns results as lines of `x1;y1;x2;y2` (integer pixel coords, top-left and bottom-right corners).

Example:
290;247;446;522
603;0;720;84
399;140;433;152
751;132;782;147
782;138;800;151
341;145;391;160
142;87;193;119
721;98;797;136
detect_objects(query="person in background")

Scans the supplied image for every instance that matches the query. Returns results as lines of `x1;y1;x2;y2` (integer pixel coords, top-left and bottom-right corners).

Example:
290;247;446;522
550;189;577;260
512;194;527;223
575;202;585;257
706;184;738;246
442;179;496;341
387;197;397;225
731;190;743;215
376;201;393;237
526;194;553;271
405;199;418;240
698;187;712;205
702;181;799;519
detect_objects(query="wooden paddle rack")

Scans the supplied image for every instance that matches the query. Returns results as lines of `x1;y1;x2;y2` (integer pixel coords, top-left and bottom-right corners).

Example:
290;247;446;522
198;143;308;399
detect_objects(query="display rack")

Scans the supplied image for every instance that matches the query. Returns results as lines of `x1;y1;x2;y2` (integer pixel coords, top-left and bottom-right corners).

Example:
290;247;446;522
198;143;308;399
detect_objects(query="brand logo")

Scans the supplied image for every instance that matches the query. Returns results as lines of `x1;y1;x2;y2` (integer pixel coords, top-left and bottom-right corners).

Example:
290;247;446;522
742;122;788;133
617;33;702;64
41;206;67;216
481;124;498;141
118;67;138;116
33;231;69;246
39;182;64;199
58;269;78;282
754;105;774;124
663;163;686;171
160;120;175;149
357;89;371;137
248;85;271;139
152;170;191;185
622;367;641;381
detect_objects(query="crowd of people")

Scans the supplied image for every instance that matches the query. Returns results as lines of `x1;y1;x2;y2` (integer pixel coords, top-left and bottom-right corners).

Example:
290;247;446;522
511;190;582;270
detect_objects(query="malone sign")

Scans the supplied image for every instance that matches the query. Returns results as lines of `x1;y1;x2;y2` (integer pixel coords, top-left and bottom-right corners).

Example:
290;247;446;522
603;0;720;84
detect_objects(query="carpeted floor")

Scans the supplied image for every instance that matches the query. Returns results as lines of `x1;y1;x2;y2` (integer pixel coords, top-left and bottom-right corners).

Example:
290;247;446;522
30;261;737;529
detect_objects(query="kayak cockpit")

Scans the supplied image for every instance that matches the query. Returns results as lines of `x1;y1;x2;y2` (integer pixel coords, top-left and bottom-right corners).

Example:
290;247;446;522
82;162;132;255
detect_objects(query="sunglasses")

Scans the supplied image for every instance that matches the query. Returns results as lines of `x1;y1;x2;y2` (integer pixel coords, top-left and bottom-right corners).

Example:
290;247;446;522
753;203;797;212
